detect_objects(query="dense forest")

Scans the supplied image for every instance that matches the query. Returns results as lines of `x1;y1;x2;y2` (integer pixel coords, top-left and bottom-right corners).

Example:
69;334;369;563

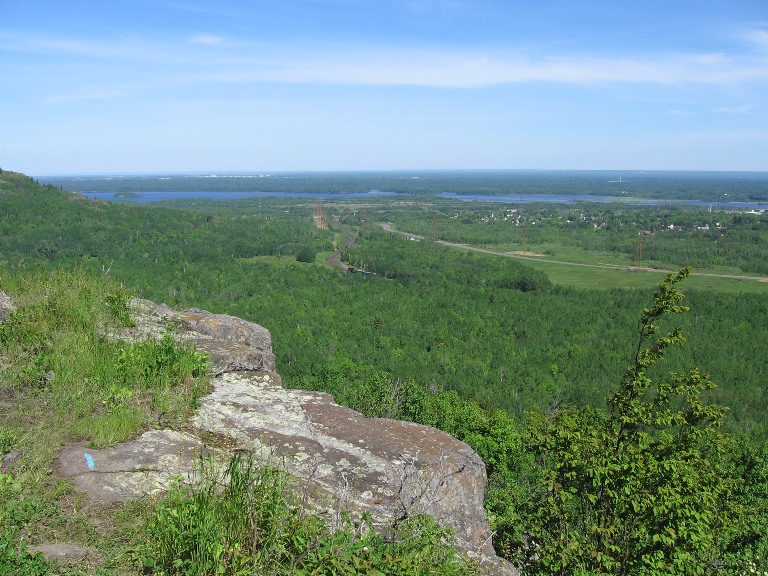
2;169;768;574
6;172;766;433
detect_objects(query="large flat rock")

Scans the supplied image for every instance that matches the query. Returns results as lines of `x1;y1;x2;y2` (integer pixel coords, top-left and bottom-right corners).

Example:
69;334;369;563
112;298;276;374
193;371;490;554
58;299;515;574
58;430;205;502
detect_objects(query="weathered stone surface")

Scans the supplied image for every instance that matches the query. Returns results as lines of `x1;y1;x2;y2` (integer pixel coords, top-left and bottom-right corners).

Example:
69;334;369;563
113;299;275;374
1;449;23;472
59;299;516;575
193;371;492;557
58;430;206;502
28;543;95;563
0;289;15;320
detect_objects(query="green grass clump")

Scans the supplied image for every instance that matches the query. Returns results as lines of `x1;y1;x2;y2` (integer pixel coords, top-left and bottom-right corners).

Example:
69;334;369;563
0;269;211;574
0;270;209;450
137;451;477;576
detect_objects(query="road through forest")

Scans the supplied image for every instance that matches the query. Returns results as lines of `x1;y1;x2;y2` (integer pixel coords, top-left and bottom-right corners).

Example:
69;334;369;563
378;223;768;283
327;218;356;270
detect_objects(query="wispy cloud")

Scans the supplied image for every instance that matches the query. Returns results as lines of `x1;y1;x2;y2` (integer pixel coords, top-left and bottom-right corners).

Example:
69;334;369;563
711;105;757;115
210;49;768;88
741;26;768;52
3;31;767;90
190;34;224;46
0;32;170;61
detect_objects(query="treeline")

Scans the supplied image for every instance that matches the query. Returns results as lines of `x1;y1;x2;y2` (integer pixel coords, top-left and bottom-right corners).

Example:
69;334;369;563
40;169;768;202
0;172;332;267
343;230;551;291
339;229;768;435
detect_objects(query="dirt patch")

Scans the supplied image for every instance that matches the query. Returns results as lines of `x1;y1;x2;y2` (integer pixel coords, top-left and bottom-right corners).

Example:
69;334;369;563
505;250;547;257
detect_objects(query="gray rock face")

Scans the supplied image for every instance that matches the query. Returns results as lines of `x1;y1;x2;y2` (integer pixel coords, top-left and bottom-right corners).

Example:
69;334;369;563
28;543;95;564
58;299;515;574
0;289;15;320
193;371;491;556
1;449;23;472
115;299;276;374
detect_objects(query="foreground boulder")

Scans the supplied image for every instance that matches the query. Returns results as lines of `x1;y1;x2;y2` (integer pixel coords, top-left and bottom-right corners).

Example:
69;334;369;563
58;299;515;574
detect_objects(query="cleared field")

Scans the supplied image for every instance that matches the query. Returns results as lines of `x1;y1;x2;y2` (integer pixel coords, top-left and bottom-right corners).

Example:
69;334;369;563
432;240;768;293
379;222;768;293
521;258;768;293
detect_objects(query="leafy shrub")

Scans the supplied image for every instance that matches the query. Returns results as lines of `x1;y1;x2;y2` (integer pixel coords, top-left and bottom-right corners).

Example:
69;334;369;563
105;285;135;327
0;430;15;455
295;247;317;263
0;306;54;388
116;332;207;390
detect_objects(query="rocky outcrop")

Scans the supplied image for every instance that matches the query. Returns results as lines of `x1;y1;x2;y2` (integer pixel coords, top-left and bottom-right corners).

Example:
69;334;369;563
58;299;515;574
120;299;276;374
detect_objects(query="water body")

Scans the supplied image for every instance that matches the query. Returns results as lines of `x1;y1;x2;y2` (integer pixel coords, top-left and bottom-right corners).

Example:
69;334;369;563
80;190;399;203
80;189;768;211
435;192;768;211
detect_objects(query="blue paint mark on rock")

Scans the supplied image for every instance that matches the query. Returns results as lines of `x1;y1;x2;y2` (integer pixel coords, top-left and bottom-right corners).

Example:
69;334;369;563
84;453;95;470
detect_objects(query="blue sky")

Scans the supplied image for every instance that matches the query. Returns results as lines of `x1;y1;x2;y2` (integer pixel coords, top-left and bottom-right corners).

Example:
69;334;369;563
2;0;767;174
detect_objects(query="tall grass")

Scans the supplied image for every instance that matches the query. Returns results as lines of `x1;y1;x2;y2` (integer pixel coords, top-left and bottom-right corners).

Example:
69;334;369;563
138;451;478;576
0;269;208;450
0;269;209;574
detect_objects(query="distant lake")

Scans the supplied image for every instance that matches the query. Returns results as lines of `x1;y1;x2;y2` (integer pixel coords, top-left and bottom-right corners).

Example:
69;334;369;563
80;190;399;203
436;192;768;210
80;189;768;211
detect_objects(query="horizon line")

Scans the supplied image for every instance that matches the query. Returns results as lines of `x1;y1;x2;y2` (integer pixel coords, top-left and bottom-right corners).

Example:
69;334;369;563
33;168;768;178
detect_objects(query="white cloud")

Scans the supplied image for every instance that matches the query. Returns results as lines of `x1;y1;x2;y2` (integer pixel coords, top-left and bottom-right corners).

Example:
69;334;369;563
212;49;768;88
3;31;767;90
711;105;756;115
190;34;224;46
742;26;768;52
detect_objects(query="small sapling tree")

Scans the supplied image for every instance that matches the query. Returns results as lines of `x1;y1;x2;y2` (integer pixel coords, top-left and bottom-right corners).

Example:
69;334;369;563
511;267;740;575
